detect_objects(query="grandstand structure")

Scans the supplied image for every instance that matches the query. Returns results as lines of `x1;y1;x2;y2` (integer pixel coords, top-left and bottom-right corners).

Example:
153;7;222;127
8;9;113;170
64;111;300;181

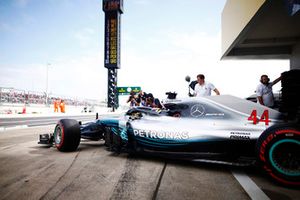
0;87;105;107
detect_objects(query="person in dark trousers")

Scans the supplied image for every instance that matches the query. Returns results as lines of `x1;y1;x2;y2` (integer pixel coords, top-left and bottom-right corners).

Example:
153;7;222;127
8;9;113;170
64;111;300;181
256;74;281;108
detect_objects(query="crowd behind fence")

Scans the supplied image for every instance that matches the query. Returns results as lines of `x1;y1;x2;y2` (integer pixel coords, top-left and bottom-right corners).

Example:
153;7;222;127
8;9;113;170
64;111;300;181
0;87;104;107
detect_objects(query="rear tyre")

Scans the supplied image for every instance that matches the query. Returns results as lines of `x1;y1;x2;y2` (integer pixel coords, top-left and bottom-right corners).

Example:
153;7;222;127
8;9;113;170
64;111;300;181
256;123;300;187
54;119;81;152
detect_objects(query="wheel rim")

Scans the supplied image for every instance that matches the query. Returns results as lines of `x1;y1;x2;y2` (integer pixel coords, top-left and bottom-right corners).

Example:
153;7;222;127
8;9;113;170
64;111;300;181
54;126;62;145
269;139;300;177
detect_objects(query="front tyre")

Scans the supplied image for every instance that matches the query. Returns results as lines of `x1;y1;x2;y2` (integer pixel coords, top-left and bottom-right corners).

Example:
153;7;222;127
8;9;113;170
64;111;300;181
256;123;300;187
54;119;81;152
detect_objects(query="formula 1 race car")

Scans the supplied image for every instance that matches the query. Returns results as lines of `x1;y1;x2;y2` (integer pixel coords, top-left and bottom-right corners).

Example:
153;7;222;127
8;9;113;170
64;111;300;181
38;95;300;187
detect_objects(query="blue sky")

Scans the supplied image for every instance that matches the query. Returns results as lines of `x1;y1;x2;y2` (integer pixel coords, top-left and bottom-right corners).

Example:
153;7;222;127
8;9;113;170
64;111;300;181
0;0;101;64
0;0;289;102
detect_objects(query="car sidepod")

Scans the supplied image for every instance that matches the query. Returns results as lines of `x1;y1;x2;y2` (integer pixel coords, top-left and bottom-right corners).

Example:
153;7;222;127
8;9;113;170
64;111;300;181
101;117;129;152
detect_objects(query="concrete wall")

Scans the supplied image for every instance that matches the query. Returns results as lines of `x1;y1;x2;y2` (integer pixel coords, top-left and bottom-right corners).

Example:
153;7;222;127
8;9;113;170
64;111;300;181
291;42;300;70
222;0;266;57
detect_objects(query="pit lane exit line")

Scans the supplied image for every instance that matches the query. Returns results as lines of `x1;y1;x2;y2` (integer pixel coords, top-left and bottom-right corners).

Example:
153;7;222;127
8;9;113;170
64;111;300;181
232;170;270;200
0;125;28;132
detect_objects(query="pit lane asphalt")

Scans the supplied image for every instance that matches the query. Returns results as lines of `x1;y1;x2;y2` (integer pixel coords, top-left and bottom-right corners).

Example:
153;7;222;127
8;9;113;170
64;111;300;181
0;126;299;200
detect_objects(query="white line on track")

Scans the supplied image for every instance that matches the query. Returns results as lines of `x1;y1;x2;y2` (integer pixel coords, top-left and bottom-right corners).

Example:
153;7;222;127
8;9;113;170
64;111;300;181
0;117;93;126
1;118;69;125
0;125;28;132
232;170;270;200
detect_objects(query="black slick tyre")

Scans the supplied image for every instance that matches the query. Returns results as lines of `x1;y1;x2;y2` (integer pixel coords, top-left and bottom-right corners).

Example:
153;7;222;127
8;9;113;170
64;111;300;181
54;119;81;152
256;123;300;187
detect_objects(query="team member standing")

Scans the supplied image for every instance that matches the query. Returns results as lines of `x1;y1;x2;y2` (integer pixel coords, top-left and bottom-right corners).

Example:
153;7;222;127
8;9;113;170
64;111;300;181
54;99;59;112
60;99;65;113
256;74;281;108
193;74;220;97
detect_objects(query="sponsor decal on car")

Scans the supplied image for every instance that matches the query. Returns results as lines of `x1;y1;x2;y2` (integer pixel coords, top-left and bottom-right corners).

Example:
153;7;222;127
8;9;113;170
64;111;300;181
248;109;270;125
205;113;225;116
229;131;251;140
133;129;189;140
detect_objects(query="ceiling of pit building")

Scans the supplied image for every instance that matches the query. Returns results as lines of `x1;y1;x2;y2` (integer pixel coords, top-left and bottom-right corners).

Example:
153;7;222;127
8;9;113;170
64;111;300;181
222;0;300;59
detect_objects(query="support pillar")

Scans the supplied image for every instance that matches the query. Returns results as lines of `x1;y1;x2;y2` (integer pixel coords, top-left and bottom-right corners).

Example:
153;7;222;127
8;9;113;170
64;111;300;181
103;0;123;110
107;68;118;109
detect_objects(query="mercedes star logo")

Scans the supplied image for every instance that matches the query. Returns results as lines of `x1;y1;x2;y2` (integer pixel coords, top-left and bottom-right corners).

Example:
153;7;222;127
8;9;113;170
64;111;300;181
190;104;205;117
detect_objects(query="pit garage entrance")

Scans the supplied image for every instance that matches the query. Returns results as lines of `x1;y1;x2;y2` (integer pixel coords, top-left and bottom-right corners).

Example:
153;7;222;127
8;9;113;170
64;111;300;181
221;0;300;121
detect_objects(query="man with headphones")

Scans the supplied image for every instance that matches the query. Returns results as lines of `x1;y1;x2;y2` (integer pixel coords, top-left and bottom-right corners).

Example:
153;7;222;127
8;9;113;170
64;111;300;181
256;74;281;108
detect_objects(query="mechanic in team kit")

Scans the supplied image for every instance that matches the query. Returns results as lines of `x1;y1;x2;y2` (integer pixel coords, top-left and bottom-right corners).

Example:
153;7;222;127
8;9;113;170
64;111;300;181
193;74;220;97
256;74;282;108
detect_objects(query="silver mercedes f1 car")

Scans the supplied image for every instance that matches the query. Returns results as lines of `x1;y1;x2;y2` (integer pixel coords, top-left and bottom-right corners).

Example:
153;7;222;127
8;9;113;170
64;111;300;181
38;95;300;187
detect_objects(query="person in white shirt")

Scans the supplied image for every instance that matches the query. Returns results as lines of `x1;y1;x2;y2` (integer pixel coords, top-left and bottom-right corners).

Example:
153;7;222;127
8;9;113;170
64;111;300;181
256;74;281;108
193;74;220;97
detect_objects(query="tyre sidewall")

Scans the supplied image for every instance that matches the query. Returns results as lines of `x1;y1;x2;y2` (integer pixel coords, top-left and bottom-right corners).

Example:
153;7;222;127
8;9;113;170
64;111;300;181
256;123;300;186
54;122;65;149
54;119;81;152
